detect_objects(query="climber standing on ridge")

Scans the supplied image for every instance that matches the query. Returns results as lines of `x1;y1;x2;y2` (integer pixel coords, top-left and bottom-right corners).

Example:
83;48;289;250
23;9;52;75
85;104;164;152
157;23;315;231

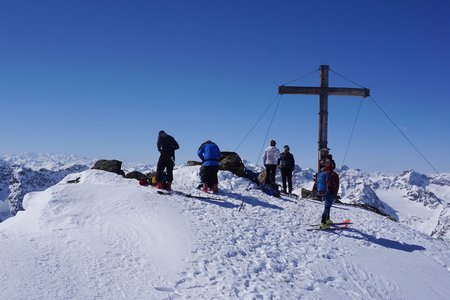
278;145;295;194
263;139;280;185
317;157;335;229
197;140;221;193
156;130;179;191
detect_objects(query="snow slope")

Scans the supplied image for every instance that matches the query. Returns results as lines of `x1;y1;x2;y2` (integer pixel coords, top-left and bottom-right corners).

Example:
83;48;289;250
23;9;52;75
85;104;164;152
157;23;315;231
1;167;450;299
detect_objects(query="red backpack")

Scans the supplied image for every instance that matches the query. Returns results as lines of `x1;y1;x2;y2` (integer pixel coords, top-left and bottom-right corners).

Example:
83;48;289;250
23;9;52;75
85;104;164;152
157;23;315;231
330;171;340;194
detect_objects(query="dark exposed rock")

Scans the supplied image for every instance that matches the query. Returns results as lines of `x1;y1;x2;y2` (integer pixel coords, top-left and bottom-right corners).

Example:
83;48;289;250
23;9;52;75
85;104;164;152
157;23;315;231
91;160;125;176
219;152;246;177
125;171;146;180
188;152;248;178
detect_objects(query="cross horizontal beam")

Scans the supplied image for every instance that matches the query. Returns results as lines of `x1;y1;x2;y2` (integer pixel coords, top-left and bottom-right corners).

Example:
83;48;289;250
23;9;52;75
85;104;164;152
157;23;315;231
278;86;370;98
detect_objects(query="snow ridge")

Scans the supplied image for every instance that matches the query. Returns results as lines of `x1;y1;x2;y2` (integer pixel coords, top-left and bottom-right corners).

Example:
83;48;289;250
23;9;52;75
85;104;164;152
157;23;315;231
1;153;450;243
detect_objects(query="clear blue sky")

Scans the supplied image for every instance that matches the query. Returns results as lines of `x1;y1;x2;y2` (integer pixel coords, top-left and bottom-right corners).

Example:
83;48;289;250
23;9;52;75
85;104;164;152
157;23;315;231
1;0;449;173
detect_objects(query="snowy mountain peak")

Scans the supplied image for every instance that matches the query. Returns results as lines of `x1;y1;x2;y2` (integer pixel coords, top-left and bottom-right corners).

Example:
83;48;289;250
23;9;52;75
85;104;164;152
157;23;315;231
431;173;450;186
1;152;95;171
395;169;430;187
343;184;385;211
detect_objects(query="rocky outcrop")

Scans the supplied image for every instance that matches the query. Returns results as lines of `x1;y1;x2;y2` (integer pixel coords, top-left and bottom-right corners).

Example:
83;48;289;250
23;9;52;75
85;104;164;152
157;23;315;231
430;173;450;186
91;160;125;176
219;152;246;177
432;203;450;240
343;184;385;211
125;171;146;180
3;164;88;217
188;152;247;178
404;187;442;209
0;161;13;221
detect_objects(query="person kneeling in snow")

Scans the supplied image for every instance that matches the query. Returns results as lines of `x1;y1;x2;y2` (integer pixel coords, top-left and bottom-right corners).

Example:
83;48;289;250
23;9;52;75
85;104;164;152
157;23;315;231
197;140;221;193
317;159;334;229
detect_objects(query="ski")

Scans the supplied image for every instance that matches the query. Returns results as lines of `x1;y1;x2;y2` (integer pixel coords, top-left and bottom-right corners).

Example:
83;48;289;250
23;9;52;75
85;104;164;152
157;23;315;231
306;226;350;231
307;219;352;227
280;192;299;199
156;190;225;202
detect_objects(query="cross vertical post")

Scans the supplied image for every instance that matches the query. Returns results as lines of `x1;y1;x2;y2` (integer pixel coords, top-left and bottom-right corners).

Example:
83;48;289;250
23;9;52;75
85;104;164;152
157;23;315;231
278;65;370;173
318;65;329;171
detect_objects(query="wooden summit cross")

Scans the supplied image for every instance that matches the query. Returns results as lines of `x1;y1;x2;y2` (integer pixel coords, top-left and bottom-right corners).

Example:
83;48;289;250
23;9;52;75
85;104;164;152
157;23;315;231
278;65;370;172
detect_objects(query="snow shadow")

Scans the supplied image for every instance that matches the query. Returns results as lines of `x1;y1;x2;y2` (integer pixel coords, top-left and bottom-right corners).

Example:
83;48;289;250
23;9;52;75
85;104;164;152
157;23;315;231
222;191;283;210
342;228;426;252
279;195;297;203
301;198;350;210
193;197;240;209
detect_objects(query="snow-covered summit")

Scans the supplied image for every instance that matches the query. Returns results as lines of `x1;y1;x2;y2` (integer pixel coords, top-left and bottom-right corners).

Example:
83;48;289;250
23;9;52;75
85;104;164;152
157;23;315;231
1;152;450;241
1;168;450;299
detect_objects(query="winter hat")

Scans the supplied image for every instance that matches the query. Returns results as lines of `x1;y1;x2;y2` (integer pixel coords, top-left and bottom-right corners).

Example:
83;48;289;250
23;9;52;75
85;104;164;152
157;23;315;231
270;140;276;146
284;145;290;151
159;130;166;135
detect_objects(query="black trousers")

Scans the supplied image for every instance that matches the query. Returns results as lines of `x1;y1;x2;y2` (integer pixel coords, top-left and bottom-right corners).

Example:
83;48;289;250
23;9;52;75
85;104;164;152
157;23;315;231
157;155;174;182
265;164;277;184
281;168;293;193
200;165;219;186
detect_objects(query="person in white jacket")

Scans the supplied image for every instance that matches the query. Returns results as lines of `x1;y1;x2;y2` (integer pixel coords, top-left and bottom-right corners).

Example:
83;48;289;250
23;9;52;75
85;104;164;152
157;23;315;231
263;140;280;184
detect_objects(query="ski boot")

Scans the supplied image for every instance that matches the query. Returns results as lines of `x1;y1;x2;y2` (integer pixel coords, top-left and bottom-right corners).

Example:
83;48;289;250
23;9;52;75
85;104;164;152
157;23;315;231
326;219;334;225
201;183;208;193
156;182;164;189
320;223;330;229
211;184;219;194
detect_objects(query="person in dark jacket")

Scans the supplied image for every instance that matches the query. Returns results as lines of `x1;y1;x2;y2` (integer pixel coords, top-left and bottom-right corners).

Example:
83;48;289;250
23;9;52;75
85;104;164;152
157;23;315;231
278;145;295;194
156;130;179;190
197;140;221;193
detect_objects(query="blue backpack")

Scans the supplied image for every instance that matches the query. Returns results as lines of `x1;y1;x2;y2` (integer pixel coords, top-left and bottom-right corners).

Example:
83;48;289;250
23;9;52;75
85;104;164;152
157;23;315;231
317;172;331;195
261;183;281;198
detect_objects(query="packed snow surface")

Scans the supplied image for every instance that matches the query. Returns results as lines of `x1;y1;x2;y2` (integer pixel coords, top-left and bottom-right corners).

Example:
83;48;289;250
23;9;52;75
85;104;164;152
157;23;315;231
1;167;450;299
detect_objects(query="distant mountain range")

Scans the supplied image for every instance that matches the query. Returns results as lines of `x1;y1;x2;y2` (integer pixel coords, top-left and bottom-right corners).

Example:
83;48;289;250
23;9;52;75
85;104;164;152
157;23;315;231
1;153;449;242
